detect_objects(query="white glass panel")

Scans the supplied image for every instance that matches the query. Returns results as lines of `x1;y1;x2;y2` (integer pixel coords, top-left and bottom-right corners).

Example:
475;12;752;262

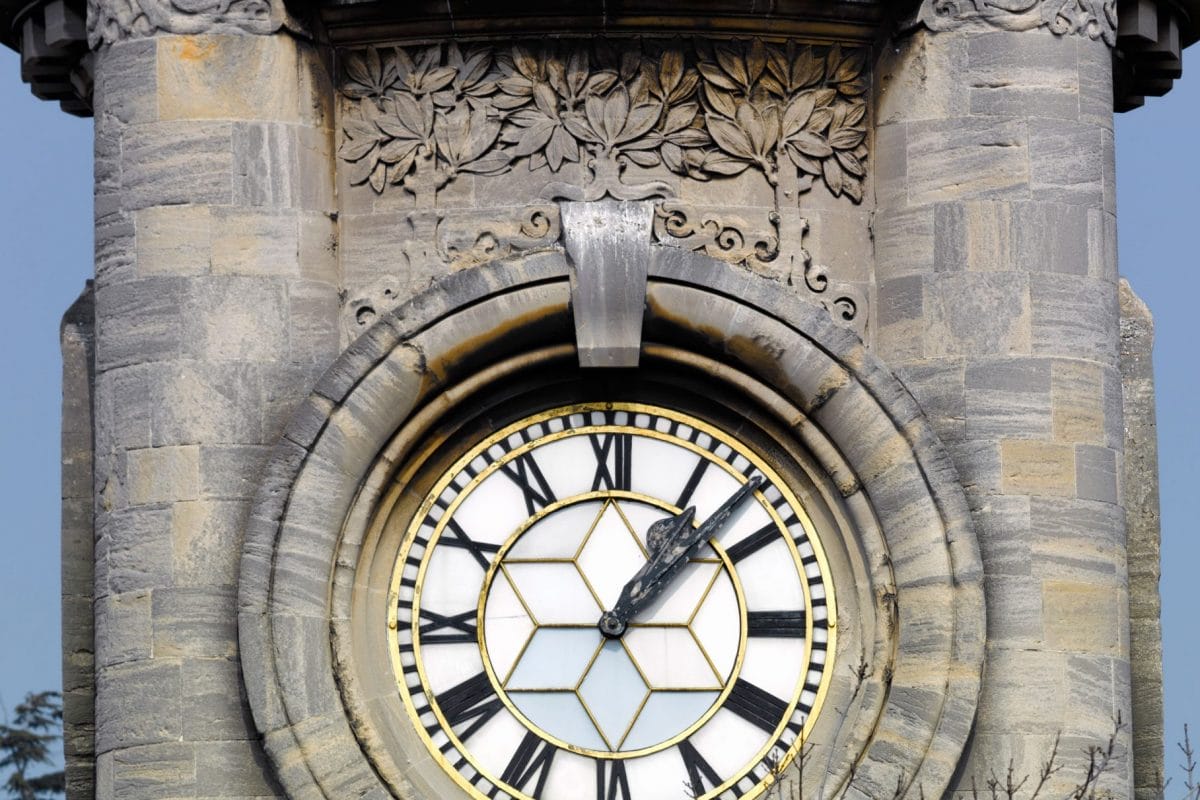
736;540;804;611
686;465;742;522
482;572;534;679
621;691;719;751
711;498;773;551
628;437;692;508
690;570;740;680
458;708;530;784
451;473;530;547
507;500;604;559
692;708;768;776
538;747;596;800
504;563;601;624
618;502;671;550
576;502;647;610
622;748;689;799
420;642;484;695
638;561;719;625
624;627;722;689
508;692;607;752
422;548;486;615
739;638;805;699
522;436;596;502
506;628;600;690
577;641;650;748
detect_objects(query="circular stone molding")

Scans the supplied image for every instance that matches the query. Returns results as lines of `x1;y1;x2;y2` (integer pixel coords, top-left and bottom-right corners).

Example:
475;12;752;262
238;247;984;800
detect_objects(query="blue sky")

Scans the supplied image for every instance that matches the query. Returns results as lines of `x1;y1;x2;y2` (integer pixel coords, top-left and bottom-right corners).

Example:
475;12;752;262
1;41;1197;789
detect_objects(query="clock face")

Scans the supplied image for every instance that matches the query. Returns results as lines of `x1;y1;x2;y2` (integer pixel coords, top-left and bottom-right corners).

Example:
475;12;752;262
388;403;835;800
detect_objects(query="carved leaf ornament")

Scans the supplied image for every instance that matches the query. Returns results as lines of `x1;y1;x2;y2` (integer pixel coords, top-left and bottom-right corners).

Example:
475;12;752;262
337;39;869;205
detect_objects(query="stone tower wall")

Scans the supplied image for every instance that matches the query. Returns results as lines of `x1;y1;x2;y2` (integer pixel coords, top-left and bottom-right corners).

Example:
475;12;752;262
63;2;1162;797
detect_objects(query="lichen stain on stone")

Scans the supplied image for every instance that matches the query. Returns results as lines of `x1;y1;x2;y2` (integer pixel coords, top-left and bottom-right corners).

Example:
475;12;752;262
173;36;219;62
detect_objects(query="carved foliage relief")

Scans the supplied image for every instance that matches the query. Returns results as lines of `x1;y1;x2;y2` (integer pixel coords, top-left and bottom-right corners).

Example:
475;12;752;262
336;39;869;206
918;0;1117;45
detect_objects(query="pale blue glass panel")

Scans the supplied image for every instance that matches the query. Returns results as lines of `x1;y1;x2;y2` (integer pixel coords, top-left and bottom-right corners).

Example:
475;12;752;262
620;691;720;751
506;627;600;690
508;692;608;751
577;641;650;748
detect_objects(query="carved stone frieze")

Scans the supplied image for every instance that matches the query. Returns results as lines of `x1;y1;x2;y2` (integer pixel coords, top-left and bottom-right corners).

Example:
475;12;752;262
652;200;864;336
916;0;1117;45
342;205;562;341
86;0;296;47
336;39;869;207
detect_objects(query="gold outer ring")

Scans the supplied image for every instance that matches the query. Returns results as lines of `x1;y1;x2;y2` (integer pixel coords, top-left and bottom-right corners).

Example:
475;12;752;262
386;402;838;800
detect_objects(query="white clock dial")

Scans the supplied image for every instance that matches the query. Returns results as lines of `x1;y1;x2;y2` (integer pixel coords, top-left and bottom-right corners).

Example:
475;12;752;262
389;404;834;800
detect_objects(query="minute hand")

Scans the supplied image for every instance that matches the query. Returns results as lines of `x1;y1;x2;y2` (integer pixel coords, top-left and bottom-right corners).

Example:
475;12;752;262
598;476;763;638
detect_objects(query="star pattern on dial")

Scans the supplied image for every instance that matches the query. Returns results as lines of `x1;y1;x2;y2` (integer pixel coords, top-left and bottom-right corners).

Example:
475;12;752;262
482;499;742;753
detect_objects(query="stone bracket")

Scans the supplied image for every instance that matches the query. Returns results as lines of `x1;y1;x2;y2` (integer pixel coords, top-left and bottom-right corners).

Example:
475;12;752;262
560;201;654;369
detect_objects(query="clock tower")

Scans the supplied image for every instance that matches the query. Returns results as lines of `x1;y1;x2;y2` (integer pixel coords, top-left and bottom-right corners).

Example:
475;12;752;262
0;0;1185;797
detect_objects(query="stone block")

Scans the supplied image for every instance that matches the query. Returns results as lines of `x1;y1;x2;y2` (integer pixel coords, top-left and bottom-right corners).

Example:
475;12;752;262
1013;202;1089;275
94;37;157;126
182;658;254;741
121;121;233;210
1078;37;1115;131
198;446;272;501
965;357;1052;439
152;587;238;659
182;277;289;363
1031;275;1118;365
923;272;1031;357
233;122;297;208
151;361;263;446
95;590;151;668
1044;581;1121;654
96;365;154;452
105;507;173;594
1029;120;1104;207
947;438;1004;495
1030;496;1123;581
876;29;969;125
127;445;200;505
287;280;340;365
1050;359;1106;444
95;122;122;199
95;277;187;370
934;200;1012;272
110;742;196;800
135;205;212;275
211;208;299;276
193;740;277;796
96;660;183;752
1076;444;1119;504
172;499;248;587
970;494;1032;576
906;118;1028;204
1066;655;1119;736
874;205;934;279
298;212;337;282
984;575;1043;644
975;646;1067;734
1000;439;1075;497
158;34;300;123
95;212;135;284
873;123;907;207
966;30;1079;120
1088;208;1118;281
897;359;966;444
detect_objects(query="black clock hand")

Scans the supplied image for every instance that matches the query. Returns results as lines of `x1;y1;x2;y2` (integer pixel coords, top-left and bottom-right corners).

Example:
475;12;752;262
598;476;762;638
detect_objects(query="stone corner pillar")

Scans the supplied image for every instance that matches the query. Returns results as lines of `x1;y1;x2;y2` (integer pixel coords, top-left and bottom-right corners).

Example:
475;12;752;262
85;2;337;796
873;2;1136;796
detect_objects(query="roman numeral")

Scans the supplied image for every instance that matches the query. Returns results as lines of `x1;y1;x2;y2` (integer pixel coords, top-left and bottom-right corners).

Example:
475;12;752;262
596;758;632;800
499;730;557;797
724;678;790;735
435;672;502;742
441;518;500;571
746;609;806;638
723;523;778;563
418;608;477;644
675;457;710;508
590;433;633;491
500;453;557;515
679;739;722;798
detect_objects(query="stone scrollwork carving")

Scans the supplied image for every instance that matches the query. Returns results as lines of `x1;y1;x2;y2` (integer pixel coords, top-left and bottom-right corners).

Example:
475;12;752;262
652;200;865;336
86;0;297;47
337;38;869;207
438;204;562;271
917;0;1117;45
